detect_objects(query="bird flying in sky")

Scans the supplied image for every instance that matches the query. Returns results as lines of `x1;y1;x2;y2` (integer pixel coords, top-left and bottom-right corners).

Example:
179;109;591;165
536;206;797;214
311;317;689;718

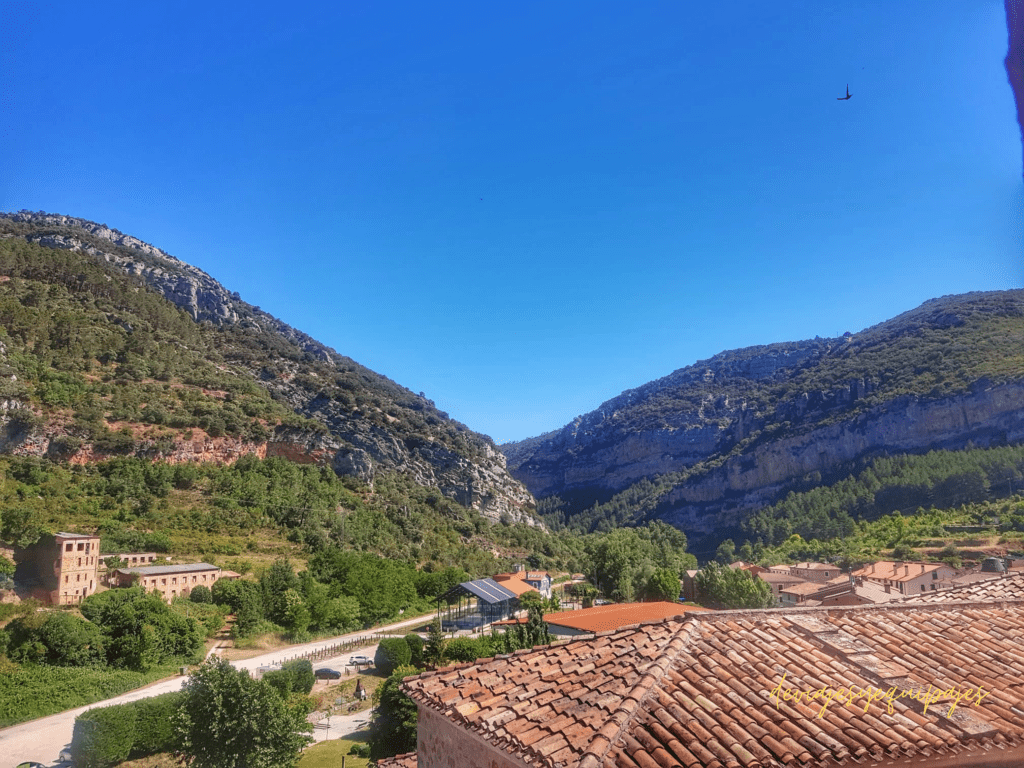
837;84;852;101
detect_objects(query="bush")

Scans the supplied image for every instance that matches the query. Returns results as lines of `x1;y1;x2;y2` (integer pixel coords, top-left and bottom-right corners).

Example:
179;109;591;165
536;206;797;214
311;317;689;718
263;659;315;697
72;703;137;768
189;584;212;603
444;637;487;663
130;692;182;757
404;633;424;667
375;637;412;677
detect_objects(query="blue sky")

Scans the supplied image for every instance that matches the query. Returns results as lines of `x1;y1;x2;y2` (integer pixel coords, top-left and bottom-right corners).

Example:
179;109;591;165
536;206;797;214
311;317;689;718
1;1;1021;444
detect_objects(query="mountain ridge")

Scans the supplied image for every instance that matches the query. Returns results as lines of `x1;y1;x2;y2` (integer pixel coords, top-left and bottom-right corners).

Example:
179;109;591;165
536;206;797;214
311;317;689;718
0;211;537;526
501;289;1024;542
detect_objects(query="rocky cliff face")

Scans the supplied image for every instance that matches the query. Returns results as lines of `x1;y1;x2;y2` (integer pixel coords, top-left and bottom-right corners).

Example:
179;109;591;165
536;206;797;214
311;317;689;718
503;290;1024;535
0;211;537;526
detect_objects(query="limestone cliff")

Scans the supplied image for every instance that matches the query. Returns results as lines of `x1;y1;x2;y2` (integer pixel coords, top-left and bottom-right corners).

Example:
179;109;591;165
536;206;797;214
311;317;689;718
503;290;1024;536
0;211;537;526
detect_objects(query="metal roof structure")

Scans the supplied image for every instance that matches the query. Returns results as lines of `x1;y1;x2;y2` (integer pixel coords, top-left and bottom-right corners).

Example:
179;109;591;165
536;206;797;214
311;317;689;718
115;562;220;576
438;577;517;604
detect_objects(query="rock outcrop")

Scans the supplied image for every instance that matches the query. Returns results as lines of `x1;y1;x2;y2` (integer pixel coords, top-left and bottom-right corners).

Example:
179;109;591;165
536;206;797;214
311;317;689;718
503;290;1024;536
0;211;537;526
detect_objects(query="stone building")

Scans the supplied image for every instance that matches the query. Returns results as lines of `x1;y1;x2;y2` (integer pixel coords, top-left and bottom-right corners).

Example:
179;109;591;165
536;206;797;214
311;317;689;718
111;562;230;601
52;531;101;605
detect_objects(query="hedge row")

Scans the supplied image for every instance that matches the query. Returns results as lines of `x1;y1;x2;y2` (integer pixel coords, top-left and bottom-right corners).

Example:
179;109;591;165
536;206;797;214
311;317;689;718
71;692;182;768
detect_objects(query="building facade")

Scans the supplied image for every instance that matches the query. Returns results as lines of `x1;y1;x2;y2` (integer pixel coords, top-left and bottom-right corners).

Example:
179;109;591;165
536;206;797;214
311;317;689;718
112;562;225;601
52;532;101;605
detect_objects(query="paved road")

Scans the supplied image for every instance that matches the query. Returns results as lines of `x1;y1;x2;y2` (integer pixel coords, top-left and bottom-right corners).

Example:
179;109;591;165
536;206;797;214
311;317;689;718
1;612;437;768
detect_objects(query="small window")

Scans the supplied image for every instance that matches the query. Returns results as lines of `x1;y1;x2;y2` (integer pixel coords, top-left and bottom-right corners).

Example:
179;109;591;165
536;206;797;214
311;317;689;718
65;575;69;584
77;542;84;551
162;578;167;585
920;585;925;592
78;558;82;567
66;543;74;552
932;572;938;580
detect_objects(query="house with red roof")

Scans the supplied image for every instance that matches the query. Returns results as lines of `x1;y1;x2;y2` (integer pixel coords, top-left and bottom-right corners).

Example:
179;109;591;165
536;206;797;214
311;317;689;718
382;596;1024;768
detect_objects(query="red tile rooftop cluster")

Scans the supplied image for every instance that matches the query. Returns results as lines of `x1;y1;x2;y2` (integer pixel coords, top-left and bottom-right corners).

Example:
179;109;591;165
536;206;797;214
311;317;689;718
400;597;1024;768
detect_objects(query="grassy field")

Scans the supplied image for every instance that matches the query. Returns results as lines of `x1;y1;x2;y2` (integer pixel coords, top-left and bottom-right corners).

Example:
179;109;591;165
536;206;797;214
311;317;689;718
298;738;371;768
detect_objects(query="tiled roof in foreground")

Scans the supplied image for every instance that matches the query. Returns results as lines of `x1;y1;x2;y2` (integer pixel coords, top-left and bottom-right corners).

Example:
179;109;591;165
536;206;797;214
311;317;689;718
403;601;1024;768
377;752;419;768
903;571;1024;603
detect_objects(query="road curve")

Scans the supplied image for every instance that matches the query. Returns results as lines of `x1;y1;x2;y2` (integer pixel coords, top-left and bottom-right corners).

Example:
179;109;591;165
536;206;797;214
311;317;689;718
1;612;435;768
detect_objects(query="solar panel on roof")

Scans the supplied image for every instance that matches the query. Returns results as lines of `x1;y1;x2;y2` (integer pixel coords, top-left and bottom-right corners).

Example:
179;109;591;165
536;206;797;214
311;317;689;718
437;578;517;604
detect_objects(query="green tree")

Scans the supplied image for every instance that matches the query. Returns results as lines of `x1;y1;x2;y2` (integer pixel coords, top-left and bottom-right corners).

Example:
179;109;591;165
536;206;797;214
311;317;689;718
174;657;312;768
5;611;106;667
715;538;736;564
643;568;681;602
369;664;418;762
423;620;447;668
375;636;413;677
694;563;776;610
189;584;212;604
404;633;424;667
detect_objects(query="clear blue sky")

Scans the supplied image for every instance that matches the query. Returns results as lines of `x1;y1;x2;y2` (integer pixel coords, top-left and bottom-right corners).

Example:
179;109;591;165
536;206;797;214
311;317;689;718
1;1;1021;444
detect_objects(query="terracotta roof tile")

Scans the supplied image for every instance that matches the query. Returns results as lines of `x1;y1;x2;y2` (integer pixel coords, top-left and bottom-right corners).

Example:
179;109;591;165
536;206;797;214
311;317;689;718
403;602;1024;767
376;752;418;768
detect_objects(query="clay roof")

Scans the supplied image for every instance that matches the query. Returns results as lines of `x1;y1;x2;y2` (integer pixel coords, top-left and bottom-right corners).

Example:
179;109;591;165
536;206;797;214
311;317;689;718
853;561;947;582
904;571;1024;603
403;601;1024;768
376;752;418;767
756;571;806;583
500;577;540;597
543;602;710;634
790;562;835;571
779;581;828;596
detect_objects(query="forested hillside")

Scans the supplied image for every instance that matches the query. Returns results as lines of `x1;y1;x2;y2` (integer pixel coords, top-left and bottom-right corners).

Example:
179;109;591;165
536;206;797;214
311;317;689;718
506;290;1024;553
0;212;534;524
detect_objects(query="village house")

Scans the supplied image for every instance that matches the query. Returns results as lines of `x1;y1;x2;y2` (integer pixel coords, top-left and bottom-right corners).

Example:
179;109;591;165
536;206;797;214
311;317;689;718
755;569;806;603
110;562;233;601
493;568;552;599
386;589;1024;768
853;560;957;596
51;531;101;605
787;561;840;582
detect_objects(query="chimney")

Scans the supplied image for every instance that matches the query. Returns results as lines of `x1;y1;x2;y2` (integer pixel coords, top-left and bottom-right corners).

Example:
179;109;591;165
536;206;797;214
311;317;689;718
884;584;890;594
921;564;925;573
904;565;909;576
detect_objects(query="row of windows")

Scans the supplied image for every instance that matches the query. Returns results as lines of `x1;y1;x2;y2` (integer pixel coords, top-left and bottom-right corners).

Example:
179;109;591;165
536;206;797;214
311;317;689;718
64;541;94;553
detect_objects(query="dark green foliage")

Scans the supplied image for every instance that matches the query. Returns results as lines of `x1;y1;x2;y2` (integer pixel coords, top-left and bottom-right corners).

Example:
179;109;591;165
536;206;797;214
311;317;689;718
173;656;312;768
375;637;413;677
5;611;106;666
404;633;424;667
694;563;776;609
308;549;420;625
444;637;490;663
263;659;315;697
369;665;419;762
189;584;212;603
424;620;446;667
644;567;682;601
744;444;1024;548
72;703;136;768
587;522;696;602
80;586;204;670
129;692;183;758
260;558;300;626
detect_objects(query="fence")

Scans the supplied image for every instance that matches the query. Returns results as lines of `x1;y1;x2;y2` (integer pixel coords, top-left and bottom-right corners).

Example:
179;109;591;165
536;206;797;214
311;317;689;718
267;629;412;666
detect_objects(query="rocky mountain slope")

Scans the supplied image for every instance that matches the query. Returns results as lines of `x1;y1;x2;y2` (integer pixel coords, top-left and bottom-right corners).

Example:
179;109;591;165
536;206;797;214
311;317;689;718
502;290;1024;543
0;211;536;525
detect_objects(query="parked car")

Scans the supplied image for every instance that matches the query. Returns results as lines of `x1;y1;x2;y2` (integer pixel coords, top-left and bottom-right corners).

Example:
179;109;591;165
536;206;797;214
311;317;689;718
314;667;342;679
348;655;372;666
